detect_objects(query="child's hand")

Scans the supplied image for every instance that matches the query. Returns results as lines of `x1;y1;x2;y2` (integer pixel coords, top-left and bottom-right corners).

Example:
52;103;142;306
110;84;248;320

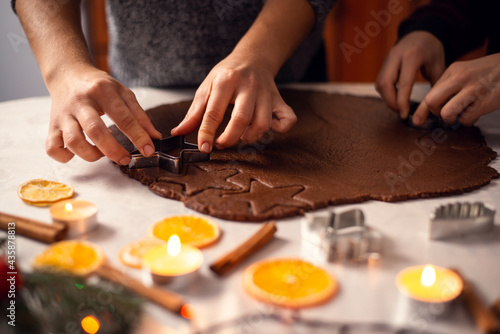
376;31;445;119
170;53;297;153
412;53;500;126
46;65;161;164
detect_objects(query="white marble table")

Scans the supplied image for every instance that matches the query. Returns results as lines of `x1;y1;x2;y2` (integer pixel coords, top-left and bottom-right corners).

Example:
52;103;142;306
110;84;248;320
1;83;499;334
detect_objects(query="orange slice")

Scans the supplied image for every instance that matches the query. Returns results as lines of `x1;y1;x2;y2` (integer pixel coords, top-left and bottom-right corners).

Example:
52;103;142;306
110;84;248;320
243;258;338;309
18;179;74;206
149;216;220;248
33;240;104;276
119;238;167;269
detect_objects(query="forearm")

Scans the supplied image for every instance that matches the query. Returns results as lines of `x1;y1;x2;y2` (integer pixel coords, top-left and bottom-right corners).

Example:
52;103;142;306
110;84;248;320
15;0;93;90
232;0;315;77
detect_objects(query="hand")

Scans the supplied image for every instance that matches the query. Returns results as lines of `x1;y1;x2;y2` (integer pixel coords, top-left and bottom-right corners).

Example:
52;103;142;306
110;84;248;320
46;65;162;164
376;31;445;119
170;53;297;153
413;53;500;126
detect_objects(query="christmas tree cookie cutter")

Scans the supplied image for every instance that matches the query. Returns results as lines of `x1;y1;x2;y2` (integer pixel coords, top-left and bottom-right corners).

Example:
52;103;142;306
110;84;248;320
303;208;383;264
429;202;495;240
128;135;210;174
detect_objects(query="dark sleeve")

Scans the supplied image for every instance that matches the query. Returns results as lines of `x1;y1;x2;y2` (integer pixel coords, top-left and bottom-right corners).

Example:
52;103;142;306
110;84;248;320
307;0;337;31
398;0;487;64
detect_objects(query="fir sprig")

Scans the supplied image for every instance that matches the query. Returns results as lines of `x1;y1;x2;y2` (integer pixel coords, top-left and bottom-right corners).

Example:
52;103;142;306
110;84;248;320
1;271;143;334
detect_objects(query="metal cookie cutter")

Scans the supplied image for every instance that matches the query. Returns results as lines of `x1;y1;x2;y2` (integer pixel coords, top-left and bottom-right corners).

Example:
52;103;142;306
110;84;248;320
429;202;496;240
303;209;382;264
128;135;210;174
404;101;441;130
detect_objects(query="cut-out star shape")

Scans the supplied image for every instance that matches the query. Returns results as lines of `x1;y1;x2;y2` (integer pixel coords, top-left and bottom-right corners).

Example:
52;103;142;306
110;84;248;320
223;180;308;214
159;166;241;196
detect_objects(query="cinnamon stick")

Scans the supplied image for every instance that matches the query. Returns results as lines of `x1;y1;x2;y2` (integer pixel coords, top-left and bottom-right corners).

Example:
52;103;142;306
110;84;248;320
210;221;277;276
0;211;67;243
95;262;185;315
492;297;500;318
451;268;499;333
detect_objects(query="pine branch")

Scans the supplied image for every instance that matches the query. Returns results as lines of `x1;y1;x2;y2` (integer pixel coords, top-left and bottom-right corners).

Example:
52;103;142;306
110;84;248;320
1;271;143;334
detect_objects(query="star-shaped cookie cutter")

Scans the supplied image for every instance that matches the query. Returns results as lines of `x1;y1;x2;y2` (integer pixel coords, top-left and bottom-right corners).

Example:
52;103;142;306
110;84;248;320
128;135;210;174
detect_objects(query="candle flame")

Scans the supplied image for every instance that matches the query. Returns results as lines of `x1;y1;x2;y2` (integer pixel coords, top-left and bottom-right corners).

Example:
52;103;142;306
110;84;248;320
65;202;73;211
421;265;436;287
167;234;181;256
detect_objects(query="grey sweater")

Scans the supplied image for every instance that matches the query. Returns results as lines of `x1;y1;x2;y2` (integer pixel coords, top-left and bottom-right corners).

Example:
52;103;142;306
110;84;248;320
13;0;335;87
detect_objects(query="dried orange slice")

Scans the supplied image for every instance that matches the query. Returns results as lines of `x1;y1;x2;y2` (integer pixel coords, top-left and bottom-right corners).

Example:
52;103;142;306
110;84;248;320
149;216;220;248
119;238;167;268
18;179;74;206
243;258;338;309
33;240;104;276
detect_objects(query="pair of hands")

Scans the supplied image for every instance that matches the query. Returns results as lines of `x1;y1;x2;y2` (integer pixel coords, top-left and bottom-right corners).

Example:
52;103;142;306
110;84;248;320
47;55;297;165
377;31;500;126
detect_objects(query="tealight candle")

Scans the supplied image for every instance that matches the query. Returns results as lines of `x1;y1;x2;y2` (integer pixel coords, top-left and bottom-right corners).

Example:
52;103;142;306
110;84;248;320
143;235;204;287
396;264;463;303
394;264;464;322
50;199;98;237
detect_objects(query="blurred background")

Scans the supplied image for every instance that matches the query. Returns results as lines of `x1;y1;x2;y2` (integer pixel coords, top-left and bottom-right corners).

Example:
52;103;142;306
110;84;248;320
0;0;48;101
0;0;429;102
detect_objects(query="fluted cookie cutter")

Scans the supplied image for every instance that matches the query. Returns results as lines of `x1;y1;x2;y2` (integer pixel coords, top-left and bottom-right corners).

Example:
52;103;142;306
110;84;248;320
128;135;210;174
429;202;496;240
303;209;382;264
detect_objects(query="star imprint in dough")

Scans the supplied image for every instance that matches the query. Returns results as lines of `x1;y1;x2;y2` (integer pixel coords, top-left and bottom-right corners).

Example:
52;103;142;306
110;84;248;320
159;165;241;196
223;180;308;214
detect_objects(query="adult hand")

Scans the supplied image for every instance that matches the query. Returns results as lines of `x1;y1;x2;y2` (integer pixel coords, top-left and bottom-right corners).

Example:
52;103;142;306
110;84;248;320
376;31;445;119
171;53;297;153
46;65;162;164
413;53;500;126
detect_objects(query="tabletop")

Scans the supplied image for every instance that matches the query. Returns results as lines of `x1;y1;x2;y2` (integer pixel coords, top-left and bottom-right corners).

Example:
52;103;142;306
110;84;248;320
1;83;499;334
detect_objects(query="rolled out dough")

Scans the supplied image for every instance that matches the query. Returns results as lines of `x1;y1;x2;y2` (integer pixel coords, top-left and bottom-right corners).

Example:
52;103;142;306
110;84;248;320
111;89;498;221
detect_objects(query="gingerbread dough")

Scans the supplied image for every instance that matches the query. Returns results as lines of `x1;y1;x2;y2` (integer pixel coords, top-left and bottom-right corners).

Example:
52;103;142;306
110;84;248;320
111;89;498;221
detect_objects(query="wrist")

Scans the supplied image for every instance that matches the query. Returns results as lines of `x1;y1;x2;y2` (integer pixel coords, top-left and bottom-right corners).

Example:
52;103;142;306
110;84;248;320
228;0;315;78
230;44;281;78
44;61;97;94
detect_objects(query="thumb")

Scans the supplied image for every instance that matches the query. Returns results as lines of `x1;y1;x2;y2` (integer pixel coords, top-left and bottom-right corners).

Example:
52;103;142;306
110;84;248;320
271;102;297;133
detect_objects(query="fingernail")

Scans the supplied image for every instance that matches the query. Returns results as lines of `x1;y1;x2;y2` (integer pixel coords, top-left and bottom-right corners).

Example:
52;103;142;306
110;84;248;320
215;143;224;150
400;109;408;120
170;126;178;134
412;115;421;125
144;144;155;156
201;142;211;153
119;156;131;166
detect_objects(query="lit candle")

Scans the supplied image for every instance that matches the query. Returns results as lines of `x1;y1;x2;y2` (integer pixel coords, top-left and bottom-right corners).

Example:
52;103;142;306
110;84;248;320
396;264;463;303
50;199;98;237
143;235;204;287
